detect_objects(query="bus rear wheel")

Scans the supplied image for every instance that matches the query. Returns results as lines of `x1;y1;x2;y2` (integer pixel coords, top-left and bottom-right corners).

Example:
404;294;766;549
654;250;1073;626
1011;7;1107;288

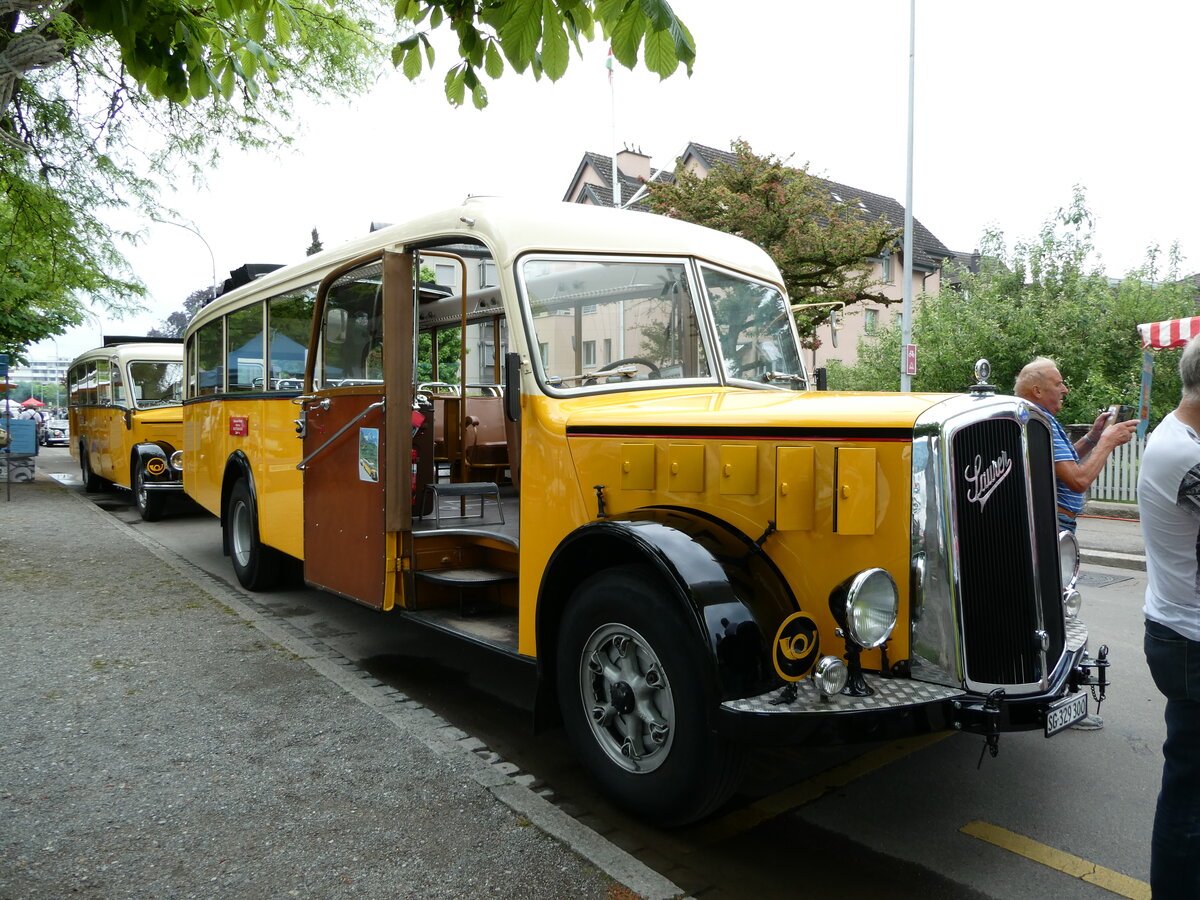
226;478;282;591
556;564;746;827
133;464;166;522
80;445;105;492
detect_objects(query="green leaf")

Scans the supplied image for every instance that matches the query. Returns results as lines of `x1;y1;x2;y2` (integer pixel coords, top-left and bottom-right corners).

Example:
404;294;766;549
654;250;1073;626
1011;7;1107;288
403;44;423;79
219;60;236;99
248;10;267;43
540;0;569;80
483;40;504;79
420;33;435;66
563;0;595;36
609;3;646;69
430;6;443;28
594;0;627;31
394;0;421;21
273;8;292;44
496;0;542;72
471;80;488;110
444;65;466;106
641;25;677;78
638;0;674;32
241;47;260;79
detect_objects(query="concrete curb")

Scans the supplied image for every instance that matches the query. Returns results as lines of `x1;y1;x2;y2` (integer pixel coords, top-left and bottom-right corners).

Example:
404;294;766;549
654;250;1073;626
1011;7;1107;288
64;488;688;900
1080;549;1146;572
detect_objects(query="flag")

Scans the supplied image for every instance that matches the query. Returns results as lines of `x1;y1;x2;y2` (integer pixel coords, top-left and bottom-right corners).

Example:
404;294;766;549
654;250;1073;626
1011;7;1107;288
606;46;613;84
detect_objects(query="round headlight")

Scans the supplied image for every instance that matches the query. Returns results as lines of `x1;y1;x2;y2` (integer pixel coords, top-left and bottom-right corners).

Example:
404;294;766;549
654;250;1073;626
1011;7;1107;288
1063;588;1082;619
813;656;848;698
833;568;898;649
1058;529;1080;592
169;450;184;472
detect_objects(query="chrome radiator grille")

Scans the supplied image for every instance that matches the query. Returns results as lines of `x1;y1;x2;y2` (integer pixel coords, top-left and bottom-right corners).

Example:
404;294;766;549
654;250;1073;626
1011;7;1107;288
950;416;1063;688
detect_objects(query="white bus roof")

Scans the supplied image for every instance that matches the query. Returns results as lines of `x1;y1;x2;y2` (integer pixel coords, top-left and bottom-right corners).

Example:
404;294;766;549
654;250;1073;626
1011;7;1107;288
187;198;784;334
69;341;184;368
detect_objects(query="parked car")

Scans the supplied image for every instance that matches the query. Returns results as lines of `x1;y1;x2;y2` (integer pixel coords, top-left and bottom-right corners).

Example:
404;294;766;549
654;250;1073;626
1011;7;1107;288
39;418;69;447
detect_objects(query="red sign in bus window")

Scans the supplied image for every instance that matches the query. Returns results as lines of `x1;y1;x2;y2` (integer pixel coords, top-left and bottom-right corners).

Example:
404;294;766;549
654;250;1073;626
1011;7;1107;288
229;416;249;436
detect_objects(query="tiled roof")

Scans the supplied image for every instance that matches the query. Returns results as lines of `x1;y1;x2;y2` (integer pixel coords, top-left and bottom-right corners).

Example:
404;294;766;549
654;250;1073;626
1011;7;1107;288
681;142;953;271
564;152;662;211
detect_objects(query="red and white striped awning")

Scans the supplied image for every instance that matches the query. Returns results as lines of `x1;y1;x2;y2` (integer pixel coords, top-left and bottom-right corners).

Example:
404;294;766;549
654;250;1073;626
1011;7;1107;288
1138;316;1200;350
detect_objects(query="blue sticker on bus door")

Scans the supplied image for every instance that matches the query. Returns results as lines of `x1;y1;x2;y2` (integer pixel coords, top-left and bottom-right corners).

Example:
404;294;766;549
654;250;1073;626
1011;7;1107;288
358;427;379;482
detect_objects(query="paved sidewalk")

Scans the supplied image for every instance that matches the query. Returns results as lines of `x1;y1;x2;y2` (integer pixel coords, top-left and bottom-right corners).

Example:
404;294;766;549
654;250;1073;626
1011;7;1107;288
0;482;682;900
1078;500;1145;572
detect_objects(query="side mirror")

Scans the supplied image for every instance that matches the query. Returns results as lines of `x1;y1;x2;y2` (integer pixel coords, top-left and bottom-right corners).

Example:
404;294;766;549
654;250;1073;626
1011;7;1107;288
325;307;347;345
504;352;521;423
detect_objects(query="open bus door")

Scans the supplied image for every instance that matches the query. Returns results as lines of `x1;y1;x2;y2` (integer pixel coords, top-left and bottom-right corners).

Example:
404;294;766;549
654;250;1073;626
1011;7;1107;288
298;250;416;609
1136;316;1200;440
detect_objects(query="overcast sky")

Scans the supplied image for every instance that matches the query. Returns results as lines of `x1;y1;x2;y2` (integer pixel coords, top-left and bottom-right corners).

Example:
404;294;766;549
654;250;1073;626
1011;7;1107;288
33;0;1196;361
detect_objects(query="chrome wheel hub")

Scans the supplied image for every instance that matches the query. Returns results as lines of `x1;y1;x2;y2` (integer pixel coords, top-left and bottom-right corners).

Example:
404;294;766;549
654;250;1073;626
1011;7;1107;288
579;623;674;773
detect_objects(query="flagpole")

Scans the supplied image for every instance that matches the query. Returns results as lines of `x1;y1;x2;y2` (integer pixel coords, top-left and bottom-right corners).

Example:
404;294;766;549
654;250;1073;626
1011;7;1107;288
608;47;621;208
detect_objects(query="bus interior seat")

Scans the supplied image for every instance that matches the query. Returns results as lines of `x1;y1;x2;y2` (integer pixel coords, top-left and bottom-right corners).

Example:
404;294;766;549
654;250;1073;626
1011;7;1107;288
462;396;508;482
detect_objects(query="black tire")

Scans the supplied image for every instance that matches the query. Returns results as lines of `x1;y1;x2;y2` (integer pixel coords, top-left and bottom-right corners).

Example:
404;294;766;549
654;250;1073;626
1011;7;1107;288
133;463;166;522
226;478;282;591
556;564;746;826
80;445;105;492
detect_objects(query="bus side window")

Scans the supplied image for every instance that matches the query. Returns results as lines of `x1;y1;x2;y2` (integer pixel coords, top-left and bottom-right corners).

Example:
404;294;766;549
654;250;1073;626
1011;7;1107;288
267;289;316;390
95;359;111;406
196;319;224;396
319;262;384;387
227;303;265;393
112;362;126;405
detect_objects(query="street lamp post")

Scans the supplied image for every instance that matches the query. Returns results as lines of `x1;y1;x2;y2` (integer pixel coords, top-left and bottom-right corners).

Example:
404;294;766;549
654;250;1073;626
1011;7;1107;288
153;217;219;302
900;0;916;392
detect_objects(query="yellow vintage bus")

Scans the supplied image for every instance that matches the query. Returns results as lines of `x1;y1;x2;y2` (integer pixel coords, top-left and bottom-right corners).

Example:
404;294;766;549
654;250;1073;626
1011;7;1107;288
182;198;1108;825
68;338;185;521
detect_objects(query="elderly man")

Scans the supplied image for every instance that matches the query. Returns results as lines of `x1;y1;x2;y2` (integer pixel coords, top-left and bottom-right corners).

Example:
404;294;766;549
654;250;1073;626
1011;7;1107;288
1014;357;1138;533
1138;335;1200;899
1014;357;1138;731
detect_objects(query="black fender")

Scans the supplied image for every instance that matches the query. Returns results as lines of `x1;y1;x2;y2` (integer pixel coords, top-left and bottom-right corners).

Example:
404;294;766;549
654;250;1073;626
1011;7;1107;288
132;440;180;485
219;451;257;558
534;507;797;730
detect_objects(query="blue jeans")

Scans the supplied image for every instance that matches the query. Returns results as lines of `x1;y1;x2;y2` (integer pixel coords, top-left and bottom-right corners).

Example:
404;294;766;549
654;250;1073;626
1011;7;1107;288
1057;512;1077;533
1144;618;1200;899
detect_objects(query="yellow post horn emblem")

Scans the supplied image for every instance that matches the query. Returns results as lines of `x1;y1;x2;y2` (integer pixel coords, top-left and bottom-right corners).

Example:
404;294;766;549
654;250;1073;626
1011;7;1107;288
772;612;820;682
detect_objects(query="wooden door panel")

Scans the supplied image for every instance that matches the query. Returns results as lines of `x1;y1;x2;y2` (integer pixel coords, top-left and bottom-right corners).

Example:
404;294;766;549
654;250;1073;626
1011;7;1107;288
302;390;389;608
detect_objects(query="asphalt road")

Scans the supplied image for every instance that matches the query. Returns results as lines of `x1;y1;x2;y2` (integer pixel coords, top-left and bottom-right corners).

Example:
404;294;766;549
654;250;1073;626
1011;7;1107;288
37;446;1162;900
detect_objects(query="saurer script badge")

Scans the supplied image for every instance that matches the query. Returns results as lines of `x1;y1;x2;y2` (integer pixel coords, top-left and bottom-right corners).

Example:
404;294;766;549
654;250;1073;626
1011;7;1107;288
964;450;1012;511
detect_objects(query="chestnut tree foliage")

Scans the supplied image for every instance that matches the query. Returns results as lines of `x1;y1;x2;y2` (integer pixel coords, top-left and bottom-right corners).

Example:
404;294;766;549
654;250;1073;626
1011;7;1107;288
645;140;899;341
393;0;693;109
0;0;693;358
829;190;1197;426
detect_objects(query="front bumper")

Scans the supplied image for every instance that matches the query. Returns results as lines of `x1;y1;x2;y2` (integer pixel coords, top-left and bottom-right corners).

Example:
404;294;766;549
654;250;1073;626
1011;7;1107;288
142;480;183;492
718;619;1105;745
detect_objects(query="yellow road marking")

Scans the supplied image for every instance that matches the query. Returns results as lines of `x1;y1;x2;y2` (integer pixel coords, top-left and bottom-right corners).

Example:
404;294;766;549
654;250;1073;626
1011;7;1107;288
691;732;951;844
961;821;1150;900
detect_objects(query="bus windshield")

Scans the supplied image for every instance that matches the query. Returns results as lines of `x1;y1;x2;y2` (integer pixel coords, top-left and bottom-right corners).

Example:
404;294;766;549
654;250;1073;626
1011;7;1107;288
129;361;183;408
521;256;805;391
701;265;805;387
522;257;711;390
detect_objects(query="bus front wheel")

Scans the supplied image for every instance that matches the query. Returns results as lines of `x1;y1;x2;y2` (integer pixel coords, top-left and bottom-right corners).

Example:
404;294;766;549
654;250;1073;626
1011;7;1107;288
133;464;166;522
556;564;746;827
227;478;282;591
